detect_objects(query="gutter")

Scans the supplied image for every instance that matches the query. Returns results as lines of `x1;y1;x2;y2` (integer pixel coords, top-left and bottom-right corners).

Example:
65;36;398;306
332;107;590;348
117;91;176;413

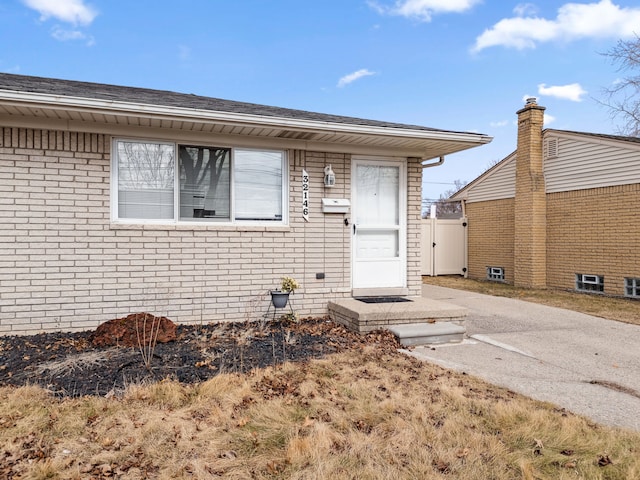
0;89;493;146
421;156;445;168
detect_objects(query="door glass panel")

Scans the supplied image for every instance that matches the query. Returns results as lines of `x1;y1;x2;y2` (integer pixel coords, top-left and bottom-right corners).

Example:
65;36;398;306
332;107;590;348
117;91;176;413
356;230;399;258
355;165;399;225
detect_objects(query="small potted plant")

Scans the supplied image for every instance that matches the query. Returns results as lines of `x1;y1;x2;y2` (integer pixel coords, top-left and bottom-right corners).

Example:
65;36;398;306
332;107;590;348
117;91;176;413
270;276;299;308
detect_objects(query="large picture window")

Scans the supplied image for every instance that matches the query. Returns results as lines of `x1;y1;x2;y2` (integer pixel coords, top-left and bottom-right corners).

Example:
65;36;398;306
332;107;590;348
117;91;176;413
113;140;286;224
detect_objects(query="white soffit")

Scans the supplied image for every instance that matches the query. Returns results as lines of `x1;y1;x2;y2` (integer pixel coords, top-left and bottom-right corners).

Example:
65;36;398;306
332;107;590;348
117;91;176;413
0;89;492;158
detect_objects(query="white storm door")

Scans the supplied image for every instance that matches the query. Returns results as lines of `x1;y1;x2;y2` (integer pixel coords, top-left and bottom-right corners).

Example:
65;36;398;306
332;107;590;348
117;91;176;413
352;158;406;289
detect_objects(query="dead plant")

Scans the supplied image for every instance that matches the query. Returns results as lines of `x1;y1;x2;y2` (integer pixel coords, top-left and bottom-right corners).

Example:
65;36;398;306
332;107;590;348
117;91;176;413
135;313;162;371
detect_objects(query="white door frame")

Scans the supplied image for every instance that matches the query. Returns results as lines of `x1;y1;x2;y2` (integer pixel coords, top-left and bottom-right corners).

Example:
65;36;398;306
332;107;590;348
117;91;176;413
351;156;407;291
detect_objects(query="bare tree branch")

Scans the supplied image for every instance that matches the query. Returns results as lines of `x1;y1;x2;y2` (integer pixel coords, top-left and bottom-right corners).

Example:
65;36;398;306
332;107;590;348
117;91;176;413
600;34;640;137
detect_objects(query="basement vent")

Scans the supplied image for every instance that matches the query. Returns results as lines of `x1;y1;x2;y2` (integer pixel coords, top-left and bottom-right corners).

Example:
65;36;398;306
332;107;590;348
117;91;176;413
544;137;559;159
576;273;604;293
486;266;505;281
355;297;413;304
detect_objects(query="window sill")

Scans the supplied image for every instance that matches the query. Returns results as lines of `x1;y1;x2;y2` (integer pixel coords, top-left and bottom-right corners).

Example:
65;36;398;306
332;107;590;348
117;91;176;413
109;222;291;233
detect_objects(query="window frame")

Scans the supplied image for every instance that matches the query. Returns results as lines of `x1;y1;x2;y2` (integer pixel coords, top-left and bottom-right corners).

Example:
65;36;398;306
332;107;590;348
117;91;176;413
624;277;640;298
486;266;505;282
575;273;604;293
111;138;289;226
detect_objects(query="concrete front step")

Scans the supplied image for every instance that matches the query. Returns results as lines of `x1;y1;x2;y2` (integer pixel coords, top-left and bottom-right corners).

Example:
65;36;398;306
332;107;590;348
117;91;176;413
388;322;466;347
328;296;467;334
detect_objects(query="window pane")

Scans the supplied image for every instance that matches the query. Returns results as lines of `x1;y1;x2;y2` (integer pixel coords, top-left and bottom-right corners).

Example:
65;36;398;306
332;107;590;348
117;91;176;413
117;141;174;219
234;149;283;221
355;165;399;225
179;146;231;221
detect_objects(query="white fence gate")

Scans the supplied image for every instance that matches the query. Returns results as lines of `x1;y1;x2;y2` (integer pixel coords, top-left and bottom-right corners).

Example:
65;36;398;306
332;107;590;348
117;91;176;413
421;217;467;276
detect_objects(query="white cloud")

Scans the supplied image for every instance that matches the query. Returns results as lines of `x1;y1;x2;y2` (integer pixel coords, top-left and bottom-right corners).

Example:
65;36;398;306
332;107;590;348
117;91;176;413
489;120;509;127
337;69;376;88
22;0;97;26
513;3;538;17
369;0;480;22
51;26;95;45
472;0;640;52
538;83;587;102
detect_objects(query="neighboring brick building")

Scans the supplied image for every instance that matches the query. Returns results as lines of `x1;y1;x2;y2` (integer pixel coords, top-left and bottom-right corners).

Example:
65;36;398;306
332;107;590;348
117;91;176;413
452;99;640;297
0;73;491;334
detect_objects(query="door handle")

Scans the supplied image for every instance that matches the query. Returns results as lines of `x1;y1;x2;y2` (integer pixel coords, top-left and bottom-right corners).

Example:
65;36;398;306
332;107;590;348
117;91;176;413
353;224;356;234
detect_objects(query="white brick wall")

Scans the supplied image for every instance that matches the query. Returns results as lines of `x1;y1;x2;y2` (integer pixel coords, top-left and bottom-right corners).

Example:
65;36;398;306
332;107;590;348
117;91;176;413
0;127;423;334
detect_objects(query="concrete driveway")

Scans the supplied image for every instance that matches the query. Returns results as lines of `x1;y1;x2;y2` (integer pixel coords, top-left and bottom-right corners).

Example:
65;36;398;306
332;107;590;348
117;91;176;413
410;284;640;431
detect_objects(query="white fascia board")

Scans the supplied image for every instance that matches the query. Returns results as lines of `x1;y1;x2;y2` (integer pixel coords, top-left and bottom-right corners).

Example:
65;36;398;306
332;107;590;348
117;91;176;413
0;89;493;146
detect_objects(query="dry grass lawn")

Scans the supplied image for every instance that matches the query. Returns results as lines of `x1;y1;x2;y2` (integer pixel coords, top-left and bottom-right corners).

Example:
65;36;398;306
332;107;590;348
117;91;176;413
2;344;640;479
3;281;640;478
423;275;640;326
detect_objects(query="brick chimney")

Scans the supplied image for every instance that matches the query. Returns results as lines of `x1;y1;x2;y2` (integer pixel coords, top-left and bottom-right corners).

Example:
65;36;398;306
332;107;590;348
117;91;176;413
514;98;546;288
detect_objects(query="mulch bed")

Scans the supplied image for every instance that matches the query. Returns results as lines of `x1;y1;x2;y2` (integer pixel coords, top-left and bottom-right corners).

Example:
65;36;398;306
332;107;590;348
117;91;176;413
0;317;401;398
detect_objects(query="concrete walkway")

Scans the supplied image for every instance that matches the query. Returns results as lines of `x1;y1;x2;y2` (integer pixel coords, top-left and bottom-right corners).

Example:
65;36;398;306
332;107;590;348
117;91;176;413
409;284;640;431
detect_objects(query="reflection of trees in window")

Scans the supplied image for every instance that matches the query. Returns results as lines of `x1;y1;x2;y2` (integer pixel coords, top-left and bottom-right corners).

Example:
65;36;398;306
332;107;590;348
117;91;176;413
179;146;230;219
179;146;230;196
117;141;174;190
114;140;286;223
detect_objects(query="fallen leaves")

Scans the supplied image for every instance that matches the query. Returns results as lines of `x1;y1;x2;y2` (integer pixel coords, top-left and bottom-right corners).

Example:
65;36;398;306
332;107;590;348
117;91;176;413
432;458;451;474
0;433;51;479
533;438;544;456
598;454;613;467
2;318;390;398
456;448;470;459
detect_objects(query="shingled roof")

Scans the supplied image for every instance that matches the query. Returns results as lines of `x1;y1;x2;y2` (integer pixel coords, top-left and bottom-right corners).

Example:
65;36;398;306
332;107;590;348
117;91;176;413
0;72;493;159
0;72;465;135
546;128;640;145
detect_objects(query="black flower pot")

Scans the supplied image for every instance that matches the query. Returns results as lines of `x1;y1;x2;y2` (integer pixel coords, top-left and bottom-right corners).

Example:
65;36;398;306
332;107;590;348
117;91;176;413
270;291;290;308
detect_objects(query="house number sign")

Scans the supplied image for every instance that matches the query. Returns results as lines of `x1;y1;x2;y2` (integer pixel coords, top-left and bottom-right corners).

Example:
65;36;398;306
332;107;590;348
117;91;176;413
302;169;309;222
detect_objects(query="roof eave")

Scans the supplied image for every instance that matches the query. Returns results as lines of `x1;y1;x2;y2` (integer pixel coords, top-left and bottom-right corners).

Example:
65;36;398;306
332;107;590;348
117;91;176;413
0;89;493;148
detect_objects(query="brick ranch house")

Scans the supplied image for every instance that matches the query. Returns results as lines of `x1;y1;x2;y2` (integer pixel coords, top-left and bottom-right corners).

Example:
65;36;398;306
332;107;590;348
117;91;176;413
0;73;491;334
451;98;640;297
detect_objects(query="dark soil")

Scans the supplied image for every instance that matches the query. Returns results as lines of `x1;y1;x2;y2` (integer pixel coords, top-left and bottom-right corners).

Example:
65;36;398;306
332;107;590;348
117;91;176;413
0;317;401;398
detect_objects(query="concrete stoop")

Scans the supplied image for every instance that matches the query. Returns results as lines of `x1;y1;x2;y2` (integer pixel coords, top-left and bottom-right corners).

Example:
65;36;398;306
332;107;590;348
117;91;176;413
387;322;466;346
328;296;467;345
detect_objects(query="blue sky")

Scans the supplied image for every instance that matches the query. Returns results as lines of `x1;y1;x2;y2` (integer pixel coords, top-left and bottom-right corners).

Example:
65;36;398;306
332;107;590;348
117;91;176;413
1;0;640;201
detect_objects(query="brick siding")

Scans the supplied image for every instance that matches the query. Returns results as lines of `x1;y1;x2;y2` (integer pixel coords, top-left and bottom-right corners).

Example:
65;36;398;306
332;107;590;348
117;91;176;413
464;184;640;296
465;199;515;284
546;183;640;295
0;127;421;334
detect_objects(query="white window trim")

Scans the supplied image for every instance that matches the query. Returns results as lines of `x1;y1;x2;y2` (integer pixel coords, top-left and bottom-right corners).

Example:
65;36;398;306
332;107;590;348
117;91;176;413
486;266;505;281
575;273;604;293
111;138;289;226
624;277;640;298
